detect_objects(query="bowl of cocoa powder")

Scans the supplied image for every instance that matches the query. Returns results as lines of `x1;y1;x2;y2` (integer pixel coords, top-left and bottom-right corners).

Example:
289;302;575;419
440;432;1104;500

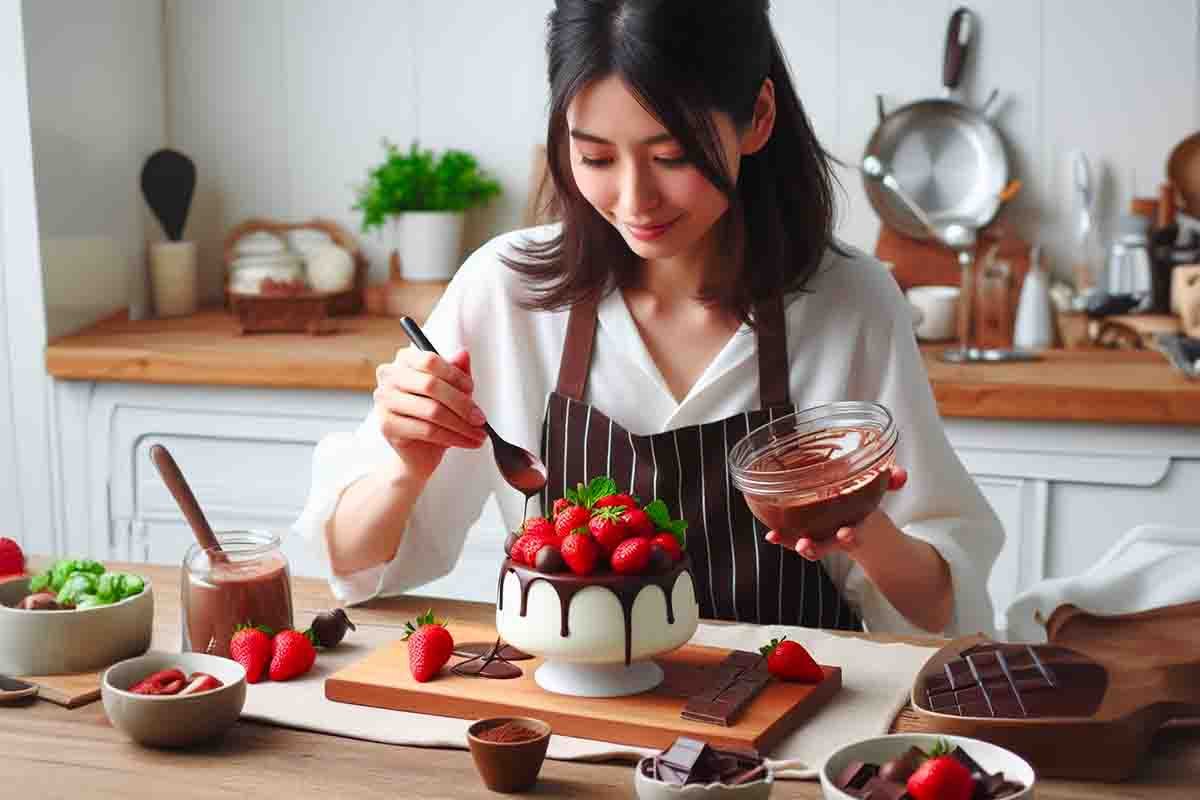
466;716;552;792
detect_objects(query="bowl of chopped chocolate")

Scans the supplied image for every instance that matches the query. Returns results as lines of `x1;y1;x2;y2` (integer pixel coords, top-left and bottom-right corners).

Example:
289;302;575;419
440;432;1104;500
820;733;1034;799
466;716;552;793
634;737;780;799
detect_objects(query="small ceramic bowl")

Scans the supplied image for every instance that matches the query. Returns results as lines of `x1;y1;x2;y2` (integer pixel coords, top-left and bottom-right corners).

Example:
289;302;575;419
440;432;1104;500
819;733;1036;799
466;716;552;793
633;756;776;799
102;650;246;748
0;576;154;675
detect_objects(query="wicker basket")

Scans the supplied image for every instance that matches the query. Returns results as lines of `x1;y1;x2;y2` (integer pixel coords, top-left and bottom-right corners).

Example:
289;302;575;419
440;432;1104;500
223;217;366;326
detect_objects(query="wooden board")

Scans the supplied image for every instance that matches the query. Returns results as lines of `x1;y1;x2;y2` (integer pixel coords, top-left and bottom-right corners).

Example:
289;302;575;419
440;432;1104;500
18;670;102;708
325;622;841;754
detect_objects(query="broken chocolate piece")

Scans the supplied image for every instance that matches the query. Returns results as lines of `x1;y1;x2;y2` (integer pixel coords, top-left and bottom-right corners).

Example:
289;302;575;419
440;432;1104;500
680;650;772;726
835;760;878;791
660;736;709;775
859;776;908;800
646;737;767;787
452;639;533;661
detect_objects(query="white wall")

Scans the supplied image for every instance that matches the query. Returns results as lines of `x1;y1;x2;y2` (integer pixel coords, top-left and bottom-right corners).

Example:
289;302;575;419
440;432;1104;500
164;0;1200;295
22;0;166;339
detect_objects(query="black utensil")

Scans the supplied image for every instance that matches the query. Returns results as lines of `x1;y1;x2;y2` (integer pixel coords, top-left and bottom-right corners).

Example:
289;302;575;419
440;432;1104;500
140;148;196;241
398;317;548;508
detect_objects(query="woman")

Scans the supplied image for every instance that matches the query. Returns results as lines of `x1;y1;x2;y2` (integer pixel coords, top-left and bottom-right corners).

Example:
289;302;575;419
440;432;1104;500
294;0;1003;636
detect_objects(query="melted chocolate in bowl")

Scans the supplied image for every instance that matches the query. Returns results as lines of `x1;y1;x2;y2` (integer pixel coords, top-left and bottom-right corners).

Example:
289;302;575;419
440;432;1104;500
729;404;898;542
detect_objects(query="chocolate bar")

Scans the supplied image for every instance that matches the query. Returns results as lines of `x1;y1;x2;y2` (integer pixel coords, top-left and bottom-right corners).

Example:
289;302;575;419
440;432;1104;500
921;642;1107;718
680;650;772;726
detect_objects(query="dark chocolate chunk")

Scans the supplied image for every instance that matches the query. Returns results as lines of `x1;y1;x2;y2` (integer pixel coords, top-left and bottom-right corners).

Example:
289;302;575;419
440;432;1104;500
660;736;709;775
679;650;772;726
860;776;909;800
835;760;878;791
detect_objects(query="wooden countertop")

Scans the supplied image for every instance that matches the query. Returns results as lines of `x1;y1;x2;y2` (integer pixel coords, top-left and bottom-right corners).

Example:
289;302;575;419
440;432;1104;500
44;302;1200;425
5;562;1196;799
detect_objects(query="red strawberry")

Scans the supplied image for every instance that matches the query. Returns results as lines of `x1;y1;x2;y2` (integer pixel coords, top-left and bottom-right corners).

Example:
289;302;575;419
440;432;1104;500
906;754;975;800
129;668;186;695
760;637;823;682
178;672;223;695
611;537;652;575
555;505;590;539
588;506;630;555
622;507;655;539
512;534;554;566
269;628;318;681
559;531;599;576
594;493;637;511
230;624;273;684
521;516;555;541
404;609;454;683
651;532;683;562
0;537;25;577
551;497;573;519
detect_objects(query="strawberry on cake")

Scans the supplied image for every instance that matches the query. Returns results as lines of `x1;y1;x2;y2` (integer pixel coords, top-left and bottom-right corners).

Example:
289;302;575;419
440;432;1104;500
495;477;700;697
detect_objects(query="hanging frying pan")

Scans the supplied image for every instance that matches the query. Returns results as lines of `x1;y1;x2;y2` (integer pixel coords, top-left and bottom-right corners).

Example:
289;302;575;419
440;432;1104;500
862;7;1010;242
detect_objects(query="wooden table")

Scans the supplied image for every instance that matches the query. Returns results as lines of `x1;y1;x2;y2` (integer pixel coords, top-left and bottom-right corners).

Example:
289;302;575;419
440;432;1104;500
3;564;1197;798
44;306;1200;426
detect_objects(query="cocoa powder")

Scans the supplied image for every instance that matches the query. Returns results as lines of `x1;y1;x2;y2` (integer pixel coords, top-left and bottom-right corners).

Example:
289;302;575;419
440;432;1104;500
477;721;541;744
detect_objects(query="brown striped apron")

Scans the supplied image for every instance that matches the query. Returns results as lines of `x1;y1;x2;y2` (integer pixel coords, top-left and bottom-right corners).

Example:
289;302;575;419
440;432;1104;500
538;295;862;631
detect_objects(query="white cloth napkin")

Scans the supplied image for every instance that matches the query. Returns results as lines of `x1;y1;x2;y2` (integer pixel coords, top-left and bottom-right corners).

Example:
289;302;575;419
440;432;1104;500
240;621;937;780
1005;524;1200;642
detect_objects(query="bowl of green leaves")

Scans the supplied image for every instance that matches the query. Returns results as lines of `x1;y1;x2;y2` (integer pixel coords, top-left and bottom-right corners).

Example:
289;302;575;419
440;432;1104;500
0;558;153;675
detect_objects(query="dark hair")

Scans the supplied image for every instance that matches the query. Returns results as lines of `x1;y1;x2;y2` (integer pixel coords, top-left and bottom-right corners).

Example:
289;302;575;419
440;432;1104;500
505;0;843;326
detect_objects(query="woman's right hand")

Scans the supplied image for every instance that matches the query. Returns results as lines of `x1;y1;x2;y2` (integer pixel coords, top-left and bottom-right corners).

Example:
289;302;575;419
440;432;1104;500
373;346;489;482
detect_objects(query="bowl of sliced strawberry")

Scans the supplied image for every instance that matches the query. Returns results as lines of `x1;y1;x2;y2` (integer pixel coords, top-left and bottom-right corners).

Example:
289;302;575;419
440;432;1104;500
496;476;700;697
819;733;1034;800
101;650;246;748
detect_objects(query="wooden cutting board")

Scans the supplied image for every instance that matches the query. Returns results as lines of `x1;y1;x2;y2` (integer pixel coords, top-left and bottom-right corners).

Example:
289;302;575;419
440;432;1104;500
325;622;841;754
19;670;102;708
908;630;1200;781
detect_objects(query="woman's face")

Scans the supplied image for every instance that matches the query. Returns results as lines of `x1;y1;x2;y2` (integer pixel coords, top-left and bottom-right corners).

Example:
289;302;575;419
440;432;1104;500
565;75;747;262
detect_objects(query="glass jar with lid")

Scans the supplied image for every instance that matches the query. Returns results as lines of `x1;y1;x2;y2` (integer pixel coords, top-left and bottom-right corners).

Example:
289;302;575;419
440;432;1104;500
181;530;293;657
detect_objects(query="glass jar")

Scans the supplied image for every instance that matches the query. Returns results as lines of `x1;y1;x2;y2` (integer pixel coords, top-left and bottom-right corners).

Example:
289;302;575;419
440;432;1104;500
181;530;294;657
728;402;898;542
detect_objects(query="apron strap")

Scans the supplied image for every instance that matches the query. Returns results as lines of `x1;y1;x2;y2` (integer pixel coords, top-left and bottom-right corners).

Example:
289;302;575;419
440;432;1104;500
756;293;791;408
555;292;791;408
555;295;600;401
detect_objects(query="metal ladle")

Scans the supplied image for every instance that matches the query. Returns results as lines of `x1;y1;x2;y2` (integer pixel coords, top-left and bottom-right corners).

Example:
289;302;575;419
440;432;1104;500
398;317;548;513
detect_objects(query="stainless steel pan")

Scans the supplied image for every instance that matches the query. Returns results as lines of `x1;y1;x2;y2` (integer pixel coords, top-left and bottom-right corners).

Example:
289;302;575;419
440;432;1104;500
862;7;1009;242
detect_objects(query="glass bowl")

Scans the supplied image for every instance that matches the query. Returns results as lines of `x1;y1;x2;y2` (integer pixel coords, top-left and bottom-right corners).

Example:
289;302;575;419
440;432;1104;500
728;402;898;542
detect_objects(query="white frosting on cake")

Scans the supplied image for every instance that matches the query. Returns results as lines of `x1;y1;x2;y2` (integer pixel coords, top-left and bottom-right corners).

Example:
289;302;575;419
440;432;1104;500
495;570;699;664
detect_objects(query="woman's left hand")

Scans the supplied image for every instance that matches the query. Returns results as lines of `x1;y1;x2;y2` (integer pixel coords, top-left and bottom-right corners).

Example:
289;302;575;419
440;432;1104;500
763;467;908;561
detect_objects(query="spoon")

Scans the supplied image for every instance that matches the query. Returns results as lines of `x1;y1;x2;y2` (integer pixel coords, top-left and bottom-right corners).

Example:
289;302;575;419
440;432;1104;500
861;154;937;234
398;317;549;511
149;444;225;560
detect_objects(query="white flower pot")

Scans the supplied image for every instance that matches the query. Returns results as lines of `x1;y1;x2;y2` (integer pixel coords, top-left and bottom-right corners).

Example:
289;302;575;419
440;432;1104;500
392;211;466;282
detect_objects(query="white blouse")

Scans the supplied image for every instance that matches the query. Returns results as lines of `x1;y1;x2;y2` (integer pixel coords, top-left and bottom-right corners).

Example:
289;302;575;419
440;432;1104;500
292;225;1004;637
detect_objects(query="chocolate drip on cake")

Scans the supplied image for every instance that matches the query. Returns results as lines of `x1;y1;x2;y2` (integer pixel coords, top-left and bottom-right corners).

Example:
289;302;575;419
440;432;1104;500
496;557;693;665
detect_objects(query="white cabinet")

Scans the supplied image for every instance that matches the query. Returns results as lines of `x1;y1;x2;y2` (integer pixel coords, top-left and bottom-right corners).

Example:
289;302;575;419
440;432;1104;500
944;418;1200;638
50;378;1200;635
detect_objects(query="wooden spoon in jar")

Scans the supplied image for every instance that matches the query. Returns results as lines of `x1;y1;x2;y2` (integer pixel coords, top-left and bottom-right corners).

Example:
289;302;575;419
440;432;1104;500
149;444;225;560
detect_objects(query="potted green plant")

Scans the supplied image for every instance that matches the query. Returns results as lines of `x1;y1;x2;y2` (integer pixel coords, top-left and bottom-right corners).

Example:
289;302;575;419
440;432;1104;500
354;140;502;282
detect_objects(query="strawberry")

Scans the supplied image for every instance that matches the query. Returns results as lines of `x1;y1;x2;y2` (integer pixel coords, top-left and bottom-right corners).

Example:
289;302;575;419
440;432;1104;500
521;516;556;541
760;636;824;682
230;624;273;684
129;668;186;695
594;493;637;511
269;628;318;681
611;537;652;575
555;504;590;539
512;533;554;566
651;532;683;562
551;497;574;519
178;672;223;695
621;507;655;539
906;753;975;800
0;537;25;577
403;609;454;683
559;531;599;576
588;506;630;555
